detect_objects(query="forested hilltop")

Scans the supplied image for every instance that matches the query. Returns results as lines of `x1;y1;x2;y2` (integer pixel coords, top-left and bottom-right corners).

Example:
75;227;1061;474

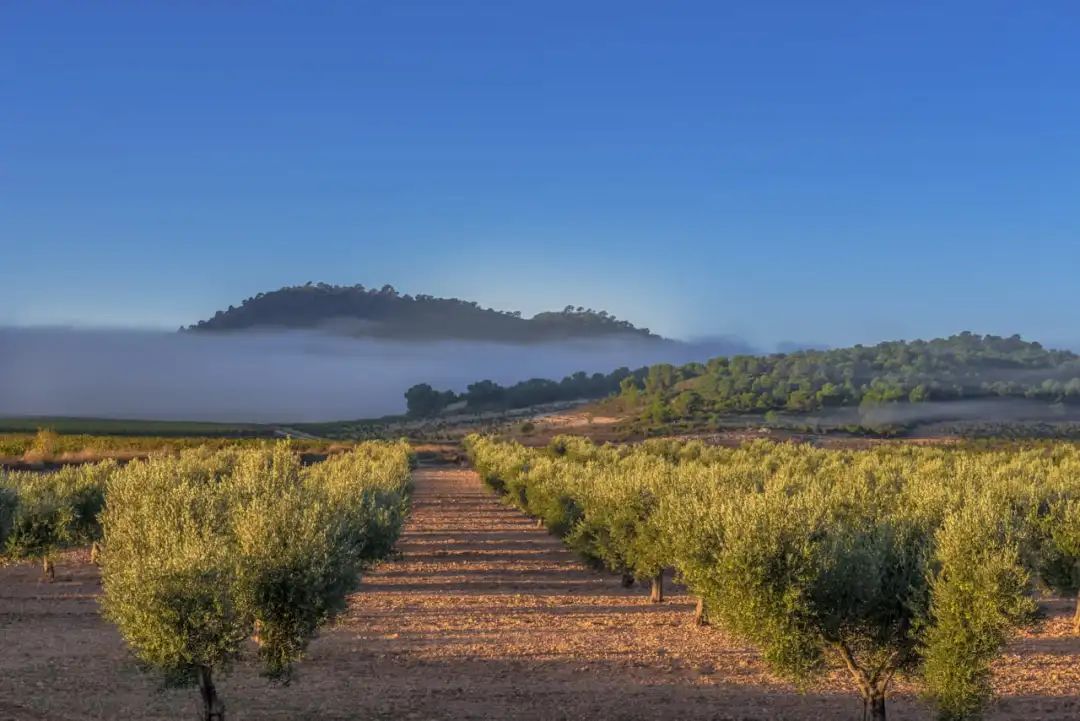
186;283;661;342
408;333;1080;433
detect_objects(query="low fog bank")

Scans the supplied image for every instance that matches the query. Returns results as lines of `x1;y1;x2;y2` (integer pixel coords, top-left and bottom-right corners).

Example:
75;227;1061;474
789;398;1080;429
0;328;751;423
858;398;1080;427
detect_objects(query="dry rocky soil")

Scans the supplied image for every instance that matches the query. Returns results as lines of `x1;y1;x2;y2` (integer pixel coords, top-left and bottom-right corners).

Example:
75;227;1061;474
1;464;1079;720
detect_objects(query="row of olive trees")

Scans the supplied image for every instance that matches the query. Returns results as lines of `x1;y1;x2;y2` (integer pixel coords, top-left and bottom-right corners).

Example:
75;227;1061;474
0;446;266;579
99;441;411;721
465;434;1080;721
0;460;117;579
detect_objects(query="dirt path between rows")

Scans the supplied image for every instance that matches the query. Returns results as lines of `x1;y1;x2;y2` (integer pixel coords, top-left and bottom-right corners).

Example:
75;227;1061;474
328;465;1080;721
1;464;1078;720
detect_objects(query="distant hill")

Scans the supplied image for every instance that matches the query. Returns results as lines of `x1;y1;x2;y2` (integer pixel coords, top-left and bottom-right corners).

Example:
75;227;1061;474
186;283;663;342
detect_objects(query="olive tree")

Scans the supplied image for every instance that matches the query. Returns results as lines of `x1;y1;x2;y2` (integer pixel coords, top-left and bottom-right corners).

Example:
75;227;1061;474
230;443;410;682
922;496;1036;720
695;484;933;720
102;442;411;720
1022;493;1080;634
100;453;245;721
565;455;671;602
665;470;1034;721
304;439;412;565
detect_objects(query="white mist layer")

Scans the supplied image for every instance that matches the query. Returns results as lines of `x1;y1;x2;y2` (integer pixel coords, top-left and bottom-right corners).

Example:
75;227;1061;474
0;328;750;422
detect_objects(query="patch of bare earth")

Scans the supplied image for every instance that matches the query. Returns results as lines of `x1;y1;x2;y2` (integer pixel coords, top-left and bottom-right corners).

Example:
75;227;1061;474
1;466;1078;720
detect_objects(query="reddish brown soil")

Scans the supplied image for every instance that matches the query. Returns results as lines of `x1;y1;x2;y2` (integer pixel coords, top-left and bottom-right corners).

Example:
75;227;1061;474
1;465;1079;720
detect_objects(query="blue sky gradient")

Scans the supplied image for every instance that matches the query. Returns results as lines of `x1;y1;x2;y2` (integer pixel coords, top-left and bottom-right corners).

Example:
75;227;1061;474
3;2;1078;348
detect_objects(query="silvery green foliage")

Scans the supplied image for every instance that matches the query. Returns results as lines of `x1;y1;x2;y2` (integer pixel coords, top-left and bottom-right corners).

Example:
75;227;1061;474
100;441;411;710
466;434;1078;720
0;460;116;563
100;451;244;686
921;496;1036;720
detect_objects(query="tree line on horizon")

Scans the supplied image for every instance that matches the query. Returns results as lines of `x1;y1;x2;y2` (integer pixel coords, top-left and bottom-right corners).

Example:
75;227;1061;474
404;366;650;417
406;333;1080;429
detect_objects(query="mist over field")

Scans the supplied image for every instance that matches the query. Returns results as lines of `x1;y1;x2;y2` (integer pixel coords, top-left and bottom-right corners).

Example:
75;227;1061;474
790;398;1080;430
0;327;752;422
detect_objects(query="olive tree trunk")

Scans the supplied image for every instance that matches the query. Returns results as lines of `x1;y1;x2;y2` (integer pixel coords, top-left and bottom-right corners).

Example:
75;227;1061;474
694;596;708;626
834;642;892;721
42;556;55;582
867;691;886;721
1073;589;1080;635
649;571;664;603
198;665;225;721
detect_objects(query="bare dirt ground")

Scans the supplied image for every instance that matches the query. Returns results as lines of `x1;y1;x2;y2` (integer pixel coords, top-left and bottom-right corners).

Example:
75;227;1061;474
1;466;1079;720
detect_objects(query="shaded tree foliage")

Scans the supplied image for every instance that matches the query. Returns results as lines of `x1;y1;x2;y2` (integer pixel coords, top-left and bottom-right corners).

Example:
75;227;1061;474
404;383;458;417
407;367;640;415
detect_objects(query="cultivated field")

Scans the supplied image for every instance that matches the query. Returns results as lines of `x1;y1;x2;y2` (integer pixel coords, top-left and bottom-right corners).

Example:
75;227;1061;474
2;455;1080;720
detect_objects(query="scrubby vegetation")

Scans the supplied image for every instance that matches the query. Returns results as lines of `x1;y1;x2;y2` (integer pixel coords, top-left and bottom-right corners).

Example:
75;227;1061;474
466;434;1080;720
187;283;659;342
99;441;411;720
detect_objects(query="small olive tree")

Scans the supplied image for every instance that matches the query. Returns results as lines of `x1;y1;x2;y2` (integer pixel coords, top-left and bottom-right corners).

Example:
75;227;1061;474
701;487;931;720
667;475;1034;721
100;454;245;721
102;442;411;720
565;456;671;602
922;497;1036;720
229;444;373;682
1031;514;1078;630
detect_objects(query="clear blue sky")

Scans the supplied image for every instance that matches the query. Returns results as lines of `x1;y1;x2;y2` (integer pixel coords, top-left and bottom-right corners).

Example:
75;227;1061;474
3;2;1078;348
